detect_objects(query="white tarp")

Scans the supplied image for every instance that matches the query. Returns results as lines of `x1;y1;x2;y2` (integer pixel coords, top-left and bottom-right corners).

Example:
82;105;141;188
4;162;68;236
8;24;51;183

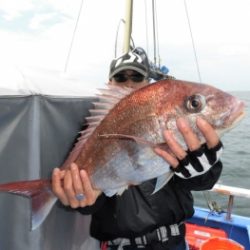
0;64;99;97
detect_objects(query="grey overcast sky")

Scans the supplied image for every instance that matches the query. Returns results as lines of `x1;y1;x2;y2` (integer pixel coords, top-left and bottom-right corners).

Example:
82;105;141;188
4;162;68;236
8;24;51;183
0;0;249;91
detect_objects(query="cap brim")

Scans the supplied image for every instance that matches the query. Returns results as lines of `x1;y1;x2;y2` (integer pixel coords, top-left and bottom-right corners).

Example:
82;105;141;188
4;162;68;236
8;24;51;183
109;65;147;79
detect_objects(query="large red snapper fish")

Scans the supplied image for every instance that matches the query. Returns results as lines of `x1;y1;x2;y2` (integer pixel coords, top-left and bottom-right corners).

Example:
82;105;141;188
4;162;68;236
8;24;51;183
0;79;245;230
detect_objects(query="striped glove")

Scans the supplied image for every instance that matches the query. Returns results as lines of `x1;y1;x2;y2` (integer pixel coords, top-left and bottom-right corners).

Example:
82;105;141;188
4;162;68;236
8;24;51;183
171;141;223;179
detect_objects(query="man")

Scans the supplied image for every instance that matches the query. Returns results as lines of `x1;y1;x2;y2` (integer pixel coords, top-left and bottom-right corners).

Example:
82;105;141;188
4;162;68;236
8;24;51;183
52;49;223;250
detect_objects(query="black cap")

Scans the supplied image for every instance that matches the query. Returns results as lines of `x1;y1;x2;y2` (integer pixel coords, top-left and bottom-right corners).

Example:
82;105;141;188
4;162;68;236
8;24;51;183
109;50;149;79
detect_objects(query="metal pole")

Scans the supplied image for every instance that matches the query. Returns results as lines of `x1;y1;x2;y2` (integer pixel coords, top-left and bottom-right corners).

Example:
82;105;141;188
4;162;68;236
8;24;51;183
123;0;133;53
226;195;234;221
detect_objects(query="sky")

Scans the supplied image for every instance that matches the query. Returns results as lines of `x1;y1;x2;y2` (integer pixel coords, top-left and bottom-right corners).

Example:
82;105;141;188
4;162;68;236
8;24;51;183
0;0;250;93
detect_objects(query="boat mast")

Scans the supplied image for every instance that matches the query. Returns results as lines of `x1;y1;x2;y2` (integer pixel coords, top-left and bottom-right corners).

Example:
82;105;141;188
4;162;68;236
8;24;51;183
122;0;169;80
123;0;133;53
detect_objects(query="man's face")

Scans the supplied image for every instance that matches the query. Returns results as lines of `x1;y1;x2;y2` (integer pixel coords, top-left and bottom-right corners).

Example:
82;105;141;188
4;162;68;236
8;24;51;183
109;70;149;89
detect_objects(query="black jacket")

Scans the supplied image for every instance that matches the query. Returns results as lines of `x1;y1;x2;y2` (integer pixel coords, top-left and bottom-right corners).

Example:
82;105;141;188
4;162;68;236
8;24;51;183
78;161;222;241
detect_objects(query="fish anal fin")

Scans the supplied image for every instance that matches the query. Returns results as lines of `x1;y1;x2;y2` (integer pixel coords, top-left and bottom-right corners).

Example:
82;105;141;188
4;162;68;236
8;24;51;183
103;185;129;197
152;172;174;194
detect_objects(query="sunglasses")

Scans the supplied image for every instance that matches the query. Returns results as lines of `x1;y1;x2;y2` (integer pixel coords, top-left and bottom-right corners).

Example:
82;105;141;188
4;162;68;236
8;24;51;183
113;73;145;83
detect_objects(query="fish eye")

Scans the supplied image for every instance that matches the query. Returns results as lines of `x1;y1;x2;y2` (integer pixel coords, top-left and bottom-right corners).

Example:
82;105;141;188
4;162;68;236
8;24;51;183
185;94;206;113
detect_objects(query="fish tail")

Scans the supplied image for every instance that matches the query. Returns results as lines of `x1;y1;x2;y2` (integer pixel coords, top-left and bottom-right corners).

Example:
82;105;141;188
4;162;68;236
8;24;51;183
0;179;57;231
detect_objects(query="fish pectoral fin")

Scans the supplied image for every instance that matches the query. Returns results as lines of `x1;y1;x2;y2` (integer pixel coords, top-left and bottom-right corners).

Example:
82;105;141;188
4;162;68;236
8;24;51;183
155;142;170;151
152;172;174;194
99;133;156;147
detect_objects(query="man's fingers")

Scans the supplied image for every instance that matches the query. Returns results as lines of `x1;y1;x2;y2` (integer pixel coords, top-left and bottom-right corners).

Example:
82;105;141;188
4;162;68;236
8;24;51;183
52;164;101;208
80;170;101;206
154;129;187;168
154;117;222;178
176;117;219;149
176;117;201;151
52;168;69;206
196;117;219;148
162;130;187;160
154;147;179;168
70;163;85;203
59;169;66;178
64;170;79;208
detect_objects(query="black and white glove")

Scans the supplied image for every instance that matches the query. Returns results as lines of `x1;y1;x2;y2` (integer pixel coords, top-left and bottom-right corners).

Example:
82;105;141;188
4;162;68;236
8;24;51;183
171;141;223;179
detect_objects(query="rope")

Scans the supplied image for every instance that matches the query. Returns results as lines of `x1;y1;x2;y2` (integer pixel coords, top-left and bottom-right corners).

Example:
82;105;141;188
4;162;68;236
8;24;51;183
183;0;202;82
144;0;149;55
151;0;162;70
64;0;85;73
152;0;157;65
154;0;161;68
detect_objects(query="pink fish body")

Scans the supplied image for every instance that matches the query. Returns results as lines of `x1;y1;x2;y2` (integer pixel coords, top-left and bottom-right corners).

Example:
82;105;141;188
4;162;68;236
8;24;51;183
0;79;245;230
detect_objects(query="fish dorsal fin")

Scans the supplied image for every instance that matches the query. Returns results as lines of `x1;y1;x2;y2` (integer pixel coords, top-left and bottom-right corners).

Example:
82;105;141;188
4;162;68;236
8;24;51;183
61;85;134;169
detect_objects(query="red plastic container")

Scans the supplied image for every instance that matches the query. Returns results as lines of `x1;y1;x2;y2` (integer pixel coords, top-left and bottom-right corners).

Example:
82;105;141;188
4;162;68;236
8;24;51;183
185;223;227;249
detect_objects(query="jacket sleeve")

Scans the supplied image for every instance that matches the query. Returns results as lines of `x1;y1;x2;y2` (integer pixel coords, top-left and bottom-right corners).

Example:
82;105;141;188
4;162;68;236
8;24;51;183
174;160;223;191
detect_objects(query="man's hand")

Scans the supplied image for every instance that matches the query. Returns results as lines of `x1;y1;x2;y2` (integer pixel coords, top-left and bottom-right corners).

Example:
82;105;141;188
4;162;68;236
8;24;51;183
52;163;102;208
154;117;222;178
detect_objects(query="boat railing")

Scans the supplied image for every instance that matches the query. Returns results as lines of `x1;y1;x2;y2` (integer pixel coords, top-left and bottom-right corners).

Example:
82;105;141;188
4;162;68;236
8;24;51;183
210;184;250;220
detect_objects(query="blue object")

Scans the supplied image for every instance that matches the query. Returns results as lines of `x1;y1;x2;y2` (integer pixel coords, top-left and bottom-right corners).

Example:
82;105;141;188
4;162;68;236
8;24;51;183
160;65;169;75
76;193;85;201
